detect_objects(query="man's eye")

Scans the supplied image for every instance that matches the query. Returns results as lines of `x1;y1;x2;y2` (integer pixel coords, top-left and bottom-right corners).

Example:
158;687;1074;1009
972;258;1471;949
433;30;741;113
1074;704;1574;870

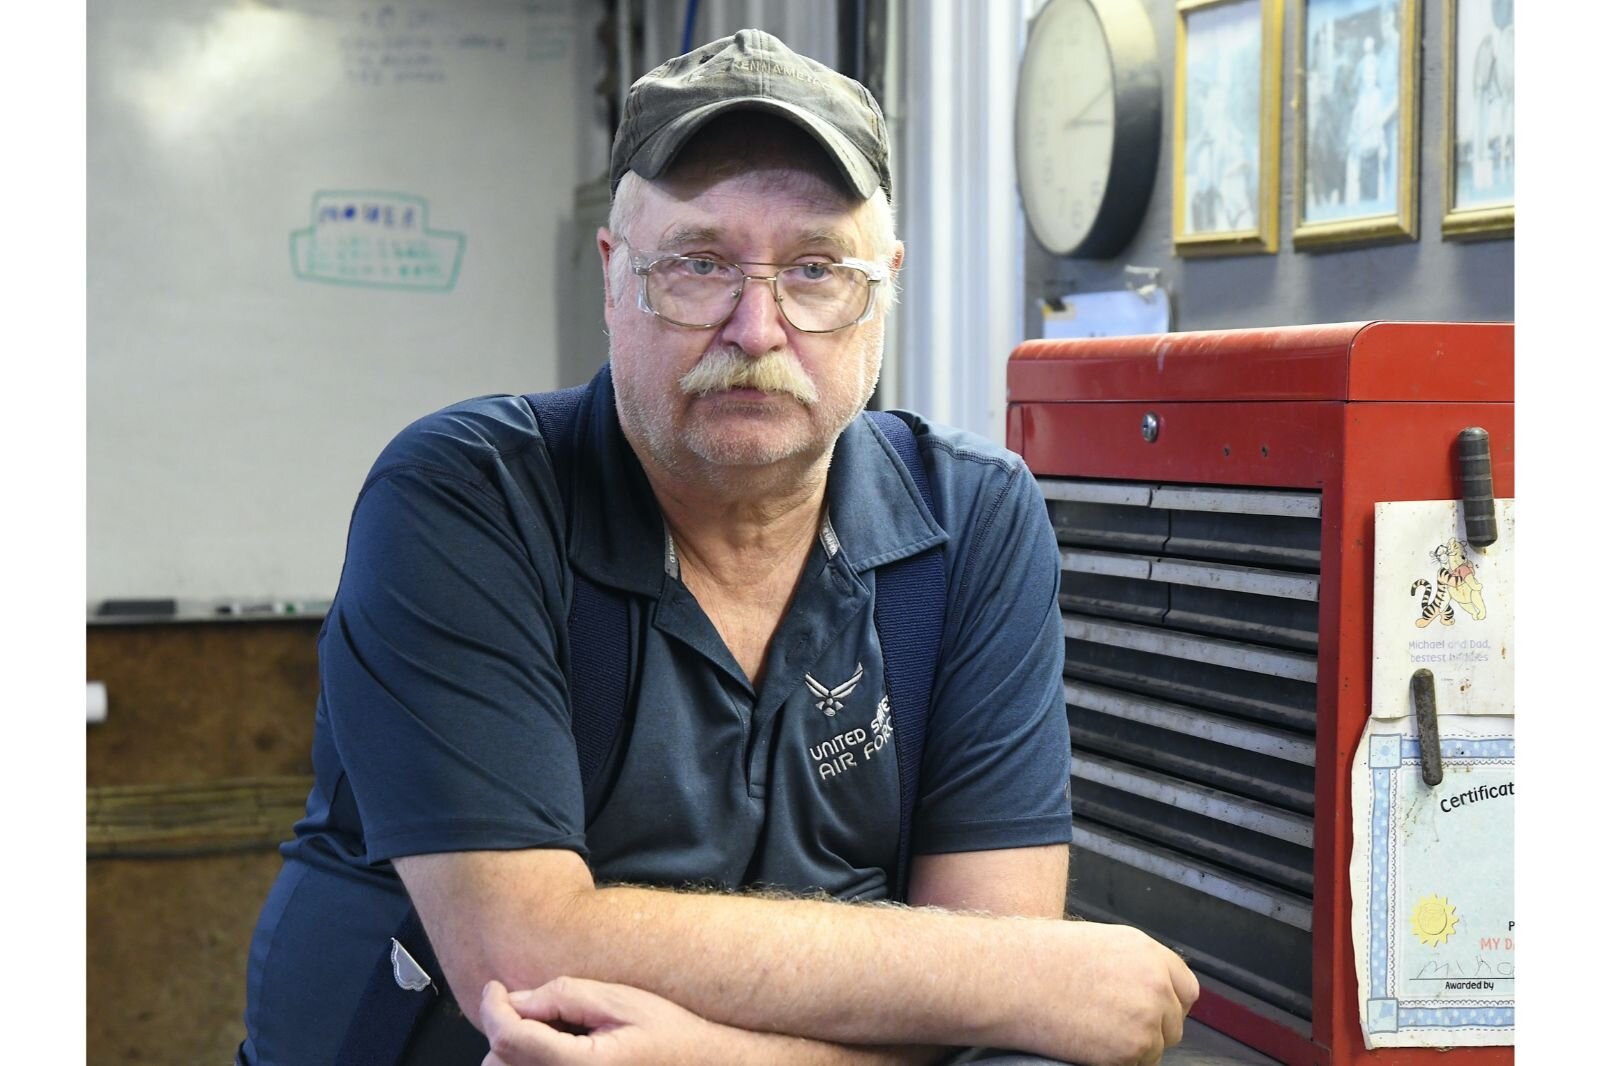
685;258;722;277
796;263;832;281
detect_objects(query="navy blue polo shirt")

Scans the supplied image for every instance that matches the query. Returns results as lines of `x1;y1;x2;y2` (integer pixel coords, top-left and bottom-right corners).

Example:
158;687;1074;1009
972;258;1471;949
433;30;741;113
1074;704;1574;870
241;366;1070;1065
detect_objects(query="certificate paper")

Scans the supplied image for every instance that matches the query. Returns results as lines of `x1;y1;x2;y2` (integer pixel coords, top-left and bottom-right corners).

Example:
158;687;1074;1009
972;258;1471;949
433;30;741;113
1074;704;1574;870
1350;715;1515;1047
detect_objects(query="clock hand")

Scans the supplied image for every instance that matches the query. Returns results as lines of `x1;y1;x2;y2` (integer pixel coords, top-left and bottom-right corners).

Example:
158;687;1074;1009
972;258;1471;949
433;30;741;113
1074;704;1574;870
1060;83;1111;130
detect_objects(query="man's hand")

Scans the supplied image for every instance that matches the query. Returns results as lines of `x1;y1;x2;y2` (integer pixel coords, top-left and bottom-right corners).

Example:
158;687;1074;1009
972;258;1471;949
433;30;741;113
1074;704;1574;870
1042;922;1199;1066
479;978;944;1066
480;976;737;1066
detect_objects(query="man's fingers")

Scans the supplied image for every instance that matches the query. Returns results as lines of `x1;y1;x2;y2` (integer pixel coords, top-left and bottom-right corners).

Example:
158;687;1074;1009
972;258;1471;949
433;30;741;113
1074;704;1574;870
1160;949;1197;1049
1172;951;1201;1011
506;975;631;1031
481;980;525;1030
1170;957;1199;1041
1161;997;1185;1055
480;980;583;1062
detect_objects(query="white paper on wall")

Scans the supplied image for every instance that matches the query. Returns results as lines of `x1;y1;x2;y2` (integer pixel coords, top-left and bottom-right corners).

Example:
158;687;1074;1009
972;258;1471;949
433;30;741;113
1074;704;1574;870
1370;500;1514;719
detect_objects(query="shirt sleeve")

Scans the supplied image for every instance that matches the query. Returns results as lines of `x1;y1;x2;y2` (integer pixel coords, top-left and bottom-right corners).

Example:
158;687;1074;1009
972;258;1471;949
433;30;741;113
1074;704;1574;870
320;442;588;864
911;453;1072;855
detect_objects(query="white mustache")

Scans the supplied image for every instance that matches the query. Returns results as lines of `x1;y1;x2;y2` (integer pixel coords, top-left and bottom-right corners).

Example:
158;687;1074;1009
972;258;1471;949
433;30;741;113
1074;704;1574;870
678;349;819;405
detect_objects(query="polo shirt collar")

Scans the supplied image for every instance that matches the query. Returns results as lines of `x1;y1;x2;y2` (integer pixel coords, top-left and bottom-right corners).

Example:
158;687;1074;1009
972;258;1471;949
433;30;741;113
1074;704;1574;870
564;366;947;593
823;413;948;570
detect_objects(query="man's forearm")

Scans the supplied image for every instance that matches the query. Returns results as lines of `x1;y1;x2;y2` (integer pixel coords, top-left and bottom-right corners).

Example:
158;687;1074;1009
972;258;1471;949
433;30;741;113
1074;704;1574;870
478;973;953;1066
518;885;1047;1052
406;849;1190;1064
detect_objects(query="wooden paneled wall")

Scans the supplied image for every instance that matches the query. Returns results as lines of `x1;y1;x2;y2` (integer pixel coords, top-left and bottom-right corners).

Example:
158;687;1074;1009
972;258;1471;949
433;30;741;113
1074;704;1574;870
86;621;321;1066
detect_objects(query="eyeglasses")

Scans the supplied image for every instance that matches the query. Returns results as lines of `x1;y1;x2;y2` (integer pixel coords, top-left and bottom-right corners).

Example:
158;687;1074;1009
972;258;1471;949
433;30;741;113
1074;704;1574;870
627;247;888;334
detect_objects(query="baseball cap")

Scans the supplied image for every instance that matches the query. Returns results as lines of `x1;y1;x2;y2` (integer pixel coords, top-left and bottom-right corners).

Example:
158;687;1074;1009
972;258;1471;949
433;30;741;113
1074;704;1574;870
609;29;892;203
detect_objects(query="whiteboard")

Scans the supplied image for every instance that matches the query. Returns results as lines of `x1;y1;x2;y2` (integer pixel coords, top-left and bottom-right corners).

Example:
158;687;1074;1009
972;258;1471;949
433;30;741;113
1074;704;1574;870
87;0;601;605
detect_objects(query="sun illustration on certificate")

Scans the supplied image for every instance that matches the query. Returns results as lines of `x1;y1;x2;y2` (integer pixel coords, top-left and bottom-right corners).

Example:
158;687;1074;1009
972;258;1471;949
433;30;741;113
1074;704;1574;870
1410;895;1461;947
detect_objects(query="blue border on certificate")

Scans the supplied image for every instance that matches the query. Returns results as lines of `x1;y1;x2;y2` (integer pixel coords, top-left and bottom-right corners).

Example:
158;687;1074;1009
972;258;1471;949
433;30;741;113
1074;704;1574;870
1366;734;1514;1036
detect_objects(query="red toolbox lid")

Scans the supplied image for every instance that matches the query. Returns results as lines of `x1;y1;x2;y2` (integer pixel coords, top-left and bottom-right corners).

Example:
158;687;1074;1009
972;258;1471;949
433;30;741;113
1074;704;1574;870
1007;321;1513;404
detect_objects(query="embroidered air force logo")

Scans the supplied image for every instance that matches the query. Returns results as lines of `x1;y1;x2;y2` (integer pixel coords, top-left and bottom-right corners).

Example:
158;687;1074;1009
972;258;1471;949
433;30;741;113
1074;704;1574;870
810;694;894;783
804;662;864;717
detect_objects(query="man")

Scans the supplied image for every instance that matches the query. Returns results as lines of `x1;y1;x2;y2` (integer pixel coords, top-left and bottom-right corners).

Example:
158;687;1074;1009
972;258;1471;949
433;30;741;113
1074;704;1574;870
240;29;1196;1066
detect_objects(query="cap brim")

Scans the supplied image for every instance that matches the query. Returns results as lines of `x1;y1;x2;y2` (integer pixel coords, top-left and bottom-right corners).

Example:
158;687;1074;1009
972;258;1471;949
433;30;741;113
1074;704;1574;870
625;97;880;201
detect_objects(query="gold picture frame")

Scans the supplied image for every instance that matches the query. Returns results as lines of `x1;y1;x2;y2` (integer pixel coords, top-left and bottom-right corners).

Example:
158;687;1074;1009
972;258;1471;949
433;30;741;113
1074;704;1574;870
1442;0;1514;239
1291;0;1419;249
1173;0;1283;257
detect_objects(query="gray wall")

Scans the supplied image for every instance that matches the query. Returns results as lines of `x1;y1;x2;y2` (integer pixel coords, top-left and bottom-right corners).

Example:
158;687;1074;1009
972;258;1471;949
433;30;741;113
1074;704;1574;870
1025;0;1513;335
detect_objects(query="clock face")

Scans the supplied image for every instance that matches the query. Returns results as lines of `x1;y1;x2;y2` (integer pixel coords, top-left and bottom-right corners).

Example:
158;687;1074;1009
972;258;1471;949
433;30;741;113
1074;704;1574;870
1016;0;1119;256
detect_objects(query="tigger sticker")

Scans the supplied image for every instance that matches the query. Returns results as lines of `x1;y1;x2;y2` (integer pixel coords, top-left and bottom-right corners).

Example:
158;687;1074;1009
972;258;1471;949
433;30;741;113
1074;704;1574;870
1409;578;1454;628
1408;538;1488;628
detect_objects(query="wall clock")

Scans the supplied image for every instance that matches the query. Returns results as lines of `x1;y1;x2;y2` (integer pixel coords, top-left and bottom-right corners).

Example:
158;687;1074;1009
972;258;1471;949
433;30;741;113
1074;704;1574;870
1015;0;1162;259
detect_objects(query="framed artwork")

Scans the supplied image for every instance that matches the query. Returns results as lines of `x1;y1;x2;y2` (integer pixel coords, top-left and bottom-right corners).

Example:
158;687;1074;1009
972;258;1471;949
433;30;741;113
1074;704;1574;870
1173;0;1283;256
1291;0;1420;248
1442;0;1514;238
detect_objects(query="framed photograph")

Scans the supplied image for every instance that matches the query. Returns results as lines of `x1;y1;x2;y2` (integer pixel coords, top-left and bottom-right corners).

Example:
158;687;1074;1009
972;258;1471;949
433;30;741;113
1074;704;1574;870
1173;0;1283;256
1291;0;1419;248
1442;0;1514;238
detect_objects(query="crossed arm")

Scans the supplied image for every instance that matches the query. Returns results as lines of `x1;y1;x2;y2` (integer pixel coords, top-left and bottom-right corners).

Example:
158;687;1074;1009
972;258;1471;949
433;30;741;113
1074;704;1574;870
395;841;1197;1066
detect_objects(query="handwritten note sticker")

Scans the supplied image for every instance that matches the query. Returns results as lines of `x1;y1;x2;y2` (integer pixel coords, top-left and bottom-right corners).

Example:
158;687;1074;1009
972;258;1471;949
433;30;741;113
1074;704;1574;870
1371;499;1514;718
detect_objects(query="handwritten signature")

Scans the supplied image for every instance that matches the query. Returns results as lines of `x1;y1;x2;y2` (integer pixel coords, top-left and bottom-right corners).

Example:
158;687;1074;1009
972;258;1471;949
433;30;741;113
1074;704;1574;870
1413;956;1515;981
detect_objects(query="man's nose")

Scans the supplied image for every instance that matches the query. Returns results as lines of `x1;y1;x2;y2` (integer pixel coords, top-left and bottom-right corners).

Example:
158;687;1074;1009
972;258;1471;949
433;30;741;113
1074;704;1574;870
718;275;790;354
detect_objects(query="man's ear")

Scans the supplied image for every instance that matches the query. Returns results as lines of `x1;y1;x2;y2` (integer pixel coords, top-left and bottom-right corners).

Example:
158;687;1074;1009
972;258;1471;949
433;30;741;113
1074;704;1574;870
597;227;621;309
888;240;905;278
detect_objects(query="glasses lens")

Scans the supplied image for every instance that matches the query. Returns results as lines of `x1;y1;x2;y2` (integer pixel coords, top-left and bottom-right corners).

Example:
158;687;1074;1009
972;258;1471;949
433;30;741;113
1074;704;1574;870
775;263;873;332
645;258;743;327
